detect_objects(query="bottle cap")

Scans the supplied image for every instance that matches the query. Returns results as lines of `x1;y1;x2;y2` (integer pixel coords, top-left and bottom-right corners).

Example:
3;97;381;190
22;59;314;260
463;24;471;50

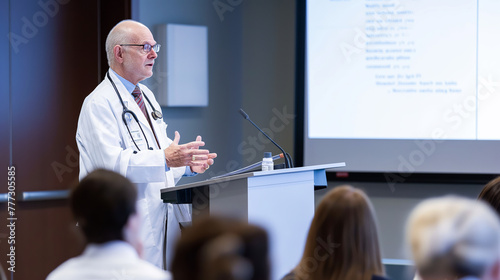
264;152;272;158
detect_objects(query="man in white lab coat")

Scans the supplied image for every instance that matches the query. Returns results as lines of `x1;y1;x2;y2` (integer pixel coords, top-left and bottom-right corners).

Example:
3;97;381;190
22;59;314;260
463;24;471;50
76;20;216;269
47;169;172;280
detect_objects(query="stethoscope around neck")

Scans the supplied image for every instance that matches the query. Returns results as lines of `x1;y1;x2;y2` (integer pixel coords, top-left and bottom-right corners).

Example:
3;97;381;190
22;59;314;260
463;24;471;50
106;71;163;152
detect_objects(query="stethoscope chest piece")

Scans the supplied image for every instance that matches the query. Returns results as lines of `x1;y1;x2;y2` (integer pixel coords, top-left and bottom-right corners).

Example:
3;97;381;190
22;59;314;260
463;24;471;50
152;110;162;120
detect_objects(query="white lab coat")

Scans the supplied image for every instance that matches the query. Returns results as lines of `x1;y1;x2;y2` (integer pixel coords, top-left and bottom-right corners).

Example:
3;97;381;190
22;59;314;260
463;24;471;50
76;69;191;269
46;241;171;280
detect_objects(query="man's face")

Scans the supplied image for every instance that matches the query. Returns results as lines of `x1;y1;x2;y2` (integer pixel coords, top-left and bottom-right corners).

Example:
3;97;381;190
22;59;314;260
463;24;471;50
121;25;158;85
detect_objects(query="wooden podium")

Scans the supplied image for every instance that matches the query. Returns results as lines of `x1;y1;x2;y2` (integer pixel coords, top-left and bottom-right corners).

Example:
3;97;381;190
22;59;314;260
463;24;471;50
161;163;346;280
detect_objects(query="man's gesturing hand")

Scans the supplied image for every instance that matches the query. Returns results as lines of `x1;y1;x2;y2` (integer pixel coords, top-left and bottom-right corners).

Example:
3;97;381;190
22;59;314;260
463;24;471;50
190;135;217;174
164;131;216;171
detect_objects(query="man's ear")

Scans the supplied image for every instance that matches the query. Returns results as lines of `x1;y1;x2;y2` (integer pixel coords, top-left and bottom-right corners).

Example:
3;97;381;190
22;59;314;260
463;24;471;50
114;45;124;63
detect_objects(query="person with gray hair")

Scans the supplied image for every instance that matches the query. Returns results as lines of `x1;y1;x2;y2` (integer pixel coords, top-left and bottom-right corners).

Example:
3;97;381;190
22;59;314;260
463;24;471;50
76;19;217;269
406;196;500;280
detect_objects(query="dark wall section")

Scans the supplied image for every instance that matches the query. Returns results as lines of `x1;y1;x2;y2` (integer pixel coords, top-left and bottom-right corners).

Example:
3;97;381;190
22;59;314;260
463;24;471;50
8;0;97;278
10;0;95;190
1;0;10;174
1;1;11;276
99;0;131;78
2;0;131;278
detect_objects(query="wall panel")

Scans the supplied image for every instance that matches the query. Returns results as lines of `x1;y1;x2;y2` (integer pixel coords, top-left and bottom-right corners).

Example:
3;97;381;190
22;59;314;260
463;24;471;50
2;0;131;278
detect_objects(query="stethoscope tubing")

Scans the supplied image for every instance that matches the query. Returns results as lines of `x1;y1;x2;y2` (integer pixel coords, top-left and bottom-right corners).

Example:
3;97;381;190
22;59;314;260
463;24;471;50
106;71;162;151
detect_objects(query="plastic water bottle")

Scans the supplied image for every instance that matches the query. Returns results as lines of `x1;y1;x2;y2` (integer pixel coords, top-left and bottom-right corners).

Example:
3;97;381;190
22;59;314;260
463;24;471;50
262;152;274;171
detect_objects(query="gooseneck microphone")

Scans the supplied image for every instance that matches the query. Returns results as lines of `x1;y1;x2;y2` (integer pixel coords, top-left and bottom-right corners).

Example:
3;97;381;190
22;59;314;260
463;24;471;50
239;108;293;168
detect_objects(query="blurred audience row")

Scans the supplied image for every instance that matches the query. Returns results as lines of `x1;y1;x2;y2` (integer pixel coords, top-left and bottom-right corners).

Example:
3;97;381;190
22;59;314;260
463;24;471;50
46;170;500;280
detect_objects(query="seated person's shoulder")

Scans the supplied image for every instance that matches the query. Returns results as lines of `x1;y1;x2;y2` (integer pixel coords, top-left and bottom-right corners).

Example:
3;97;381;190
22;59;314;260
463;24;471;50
46;256;171;280
129;259;172;280
45;256;82;280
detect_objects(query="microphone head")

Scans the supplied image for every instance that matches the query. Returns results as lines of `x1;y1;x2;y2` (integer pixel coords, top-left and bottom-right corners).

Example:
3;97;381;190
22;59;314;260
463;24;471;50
239;108;249;120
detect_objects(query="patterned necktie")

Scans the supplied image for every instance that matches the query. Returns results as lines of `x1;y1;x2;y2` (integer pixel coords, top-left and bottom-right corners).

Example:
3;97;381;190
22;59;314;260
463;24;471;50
132;85;148;119
131;85;160;148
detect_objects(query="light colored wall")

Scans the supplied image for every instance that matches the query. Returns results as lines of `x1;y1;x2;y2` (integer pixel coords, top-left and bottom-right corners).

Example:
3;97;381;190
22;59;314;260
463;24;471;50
241;0;296;166
135;0;244;182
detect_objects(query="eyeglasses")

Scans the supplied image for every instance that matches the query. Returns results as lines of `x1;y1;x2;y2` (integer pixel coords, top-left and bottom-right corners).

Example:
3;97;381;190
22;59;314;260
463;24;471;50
120;43;161;53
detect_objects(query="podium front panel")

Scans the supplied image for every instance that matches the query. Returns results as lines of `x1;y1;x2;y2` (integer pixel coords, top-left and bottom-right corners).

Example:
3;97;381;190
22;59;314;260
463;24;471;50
248;171;315;280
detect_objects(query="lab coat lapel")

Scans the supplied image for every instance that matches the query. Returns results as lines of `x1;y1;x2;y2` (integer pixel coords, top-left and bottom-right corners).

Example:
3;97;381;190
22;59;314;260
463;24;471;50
108;72;158;149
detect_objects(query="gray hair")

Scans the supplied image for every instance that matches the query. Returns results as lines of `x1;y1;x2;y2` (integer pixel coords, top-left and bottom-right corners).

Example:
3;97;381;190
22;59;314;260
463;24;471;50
105;20;143;66
406;196;500;278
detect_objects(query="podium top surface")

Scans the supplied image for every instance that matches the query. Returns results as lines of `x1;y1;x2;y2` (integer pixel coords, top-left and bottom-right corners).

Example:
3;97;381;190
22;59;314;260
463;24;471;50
161;162;346;194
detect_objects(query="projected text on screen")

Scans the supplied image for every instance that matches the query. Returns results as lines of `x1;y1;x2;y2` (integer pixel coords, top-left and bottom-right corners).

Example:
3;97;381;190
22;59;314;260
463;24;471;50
308;0;500;140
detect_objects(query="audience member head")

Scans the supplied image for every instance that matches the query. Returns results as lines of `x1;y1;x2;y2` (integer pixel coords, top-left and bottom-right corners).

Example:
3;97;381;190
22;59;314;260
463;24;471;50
71;169;138;245
478;176;500;216
293;185;385;280
171;216;270;280
406;196;500;280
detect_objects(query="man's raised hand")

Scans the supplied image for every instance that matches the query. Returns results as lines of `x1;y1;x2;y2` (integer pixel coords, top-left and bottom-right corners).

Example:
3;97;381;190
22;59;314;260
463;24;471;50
190;135;217;173
164;131;216;170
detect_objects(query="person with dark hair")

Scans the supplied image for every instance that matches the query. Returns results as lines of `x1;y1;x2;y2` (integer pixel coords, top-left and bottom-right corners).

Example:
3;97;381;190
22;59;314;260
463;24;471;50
282;185;388;280
46;169;170;280
478;176;500;216
171;216;270;280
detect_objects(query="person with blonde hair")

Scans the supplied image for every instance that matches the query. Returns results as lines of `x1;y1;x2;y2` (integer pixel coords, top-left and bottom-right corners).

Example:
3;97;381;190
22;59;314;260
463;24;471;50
282;185;388;280
406;196;500;280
